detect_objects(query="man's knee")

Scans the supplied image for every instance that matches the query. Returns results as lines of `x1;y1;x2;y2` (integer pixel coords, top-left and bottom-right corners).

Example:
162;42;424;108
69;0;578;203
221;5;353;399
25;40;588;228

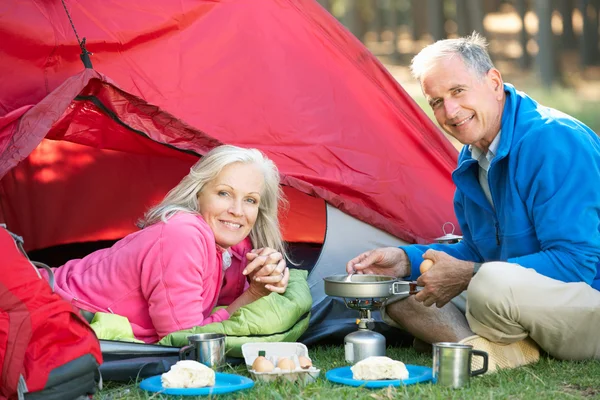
467;262;528;316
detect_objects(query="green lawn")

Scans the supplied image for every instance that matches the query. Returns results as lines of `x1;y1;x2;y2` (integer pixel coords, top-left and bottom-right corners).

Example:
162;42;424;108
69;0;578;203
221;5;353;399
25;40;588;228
97;345;600;399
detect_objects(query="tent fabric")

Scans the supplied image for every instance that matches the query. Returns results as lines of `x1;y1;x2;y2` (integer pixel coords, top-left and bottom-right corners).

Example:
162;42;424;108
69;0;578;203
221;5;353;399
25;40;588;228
0;0;459;252
0;76;326;251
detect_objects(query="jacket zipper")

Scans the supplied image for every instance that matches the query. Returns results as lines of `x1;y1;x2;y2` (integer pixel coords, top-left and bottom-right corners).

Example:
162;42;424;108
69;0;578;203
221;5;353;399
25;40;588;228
495;221;500;245
488;157;501;246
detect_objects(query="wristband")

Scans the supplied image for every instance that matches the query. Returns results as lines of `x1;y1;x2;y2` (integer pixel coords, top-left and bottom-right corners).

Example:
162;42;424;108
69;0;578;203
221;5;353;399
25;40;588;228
473;262;483;276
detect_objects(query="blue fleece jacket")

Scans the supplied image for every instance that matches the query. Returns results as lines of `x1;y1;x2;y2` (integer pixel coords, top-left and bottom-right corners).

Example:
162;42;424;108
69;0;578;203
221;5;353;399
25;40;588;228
402;84;600;291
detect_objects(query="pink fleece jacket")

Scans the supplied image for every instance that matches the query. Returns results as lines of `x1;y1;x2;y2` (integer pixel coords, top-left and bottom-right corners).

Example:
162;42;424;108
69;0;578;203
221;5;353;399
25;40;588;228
46;213;251;343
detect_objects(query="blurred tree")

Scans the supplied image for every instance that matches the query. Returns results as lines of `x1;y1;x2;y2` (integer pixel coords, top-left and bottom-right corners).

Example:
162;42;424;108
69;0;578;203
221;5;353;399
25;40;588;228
483;0;503;13
317;0;332;13
344;1;364;41
455;0;472;36
579;0;600;66
516;0;532;69
387;0;402;62
467;0;487;37
427;0;447;41
558;0;577;48
535;0;562;87
411;0;428;40
372;0;386;41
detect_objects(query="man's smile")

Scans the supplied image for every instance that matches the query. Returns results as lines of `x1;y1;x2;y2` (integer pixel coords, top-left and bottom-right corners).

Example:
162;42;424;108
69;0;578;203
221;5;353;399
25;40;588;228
449;115;474;127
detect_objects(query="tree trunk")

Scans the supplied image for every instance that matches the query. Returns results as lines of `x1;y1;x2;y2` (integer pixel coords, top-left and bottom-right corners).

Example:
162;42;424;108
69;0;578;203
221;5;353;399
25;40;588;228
579;0;600;66
558;0;577;48
345;1;366;42
372;0;386;42
455;0;472;37
517;0;531;69
466;0;486;37
427;0;446;41
483;0;502;14
536;0;560;87
591;0;600;64
411;0;428;40
388;0;401;62
316;0;332;13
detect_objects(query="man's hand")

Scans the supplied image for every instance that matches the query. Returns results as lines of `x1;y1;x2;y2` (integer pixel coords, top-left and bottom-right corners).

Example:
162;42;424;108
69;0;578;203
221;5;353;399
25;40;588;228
244;248;289;296
414;249;473;308
346;247;410;278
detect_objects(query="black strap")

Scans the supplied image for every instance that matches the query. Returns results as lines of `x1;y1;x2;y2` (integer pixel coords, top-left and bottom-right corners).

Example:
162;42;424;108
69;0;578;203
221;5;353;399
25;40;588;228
0;224;55;292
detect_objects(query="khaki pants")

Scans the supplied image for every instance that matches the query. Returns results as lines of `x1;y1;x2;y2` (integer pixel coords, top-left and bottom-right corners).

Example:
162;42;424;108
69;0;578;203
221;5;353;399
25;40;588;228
382;262;600;360
467;262;600;360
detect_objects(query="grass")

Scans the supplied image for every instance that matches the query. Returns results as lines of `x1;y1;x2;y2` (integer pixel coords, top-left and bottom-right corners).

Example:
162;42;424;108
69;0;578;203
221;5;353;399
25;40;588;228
96;345;600;399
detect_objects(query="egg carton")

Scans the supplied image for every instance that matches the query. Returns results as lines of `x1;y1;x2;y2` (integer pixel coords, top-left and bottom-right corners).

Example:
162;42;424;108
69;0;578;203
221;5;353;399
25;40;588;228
241;342;321;383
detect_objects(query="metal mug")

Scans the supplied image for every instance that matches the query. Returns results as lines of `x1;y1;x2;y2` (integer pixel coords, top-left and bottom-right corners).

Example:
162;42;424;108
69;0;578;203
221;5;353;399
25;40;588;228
179;333;226;369
432;342;488;388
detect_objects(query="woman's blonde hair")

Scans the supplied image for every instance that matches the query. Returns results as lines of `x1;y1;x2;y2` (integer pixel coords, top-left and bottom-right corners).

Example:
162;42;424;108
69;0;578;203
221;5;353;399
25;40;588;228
139;145;288;257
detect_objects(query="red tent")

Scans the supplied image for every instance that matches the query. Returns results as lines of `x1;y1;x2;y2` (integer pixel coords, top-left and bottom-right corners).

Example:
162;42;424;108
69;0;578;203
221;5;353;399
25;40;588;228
0;0;458;253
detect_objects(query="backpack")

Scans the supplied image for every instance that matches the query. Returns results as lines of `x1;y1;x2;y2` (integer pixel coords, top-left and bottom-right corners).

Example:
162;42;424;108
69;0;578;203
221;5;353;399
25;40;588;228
0;225;102;400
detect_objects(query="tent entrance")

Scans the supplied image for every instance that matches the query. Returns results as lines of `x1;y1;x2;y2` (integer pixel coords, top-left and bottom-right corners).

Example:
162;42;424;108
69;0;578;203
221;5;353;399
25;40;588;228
1;77;327;254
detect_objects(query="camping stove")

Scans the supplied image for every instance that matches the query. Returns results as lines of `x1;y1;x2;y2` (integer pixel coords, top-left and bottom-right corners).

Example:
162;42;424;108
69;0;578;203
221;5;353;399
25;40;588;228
341;298;386;363
323;274;419;364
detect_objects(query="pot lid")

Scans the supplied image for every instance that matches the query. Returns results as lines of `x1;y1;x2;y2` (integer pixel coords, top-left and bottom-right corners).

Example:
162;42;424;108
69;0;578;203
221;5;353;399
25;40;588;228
434;222;463;242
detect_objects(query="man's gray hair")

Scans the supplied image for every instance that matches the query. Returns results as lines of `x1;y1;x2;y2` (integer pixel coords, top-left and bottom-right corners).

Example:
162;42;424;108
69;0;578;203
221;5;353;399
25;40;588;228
139;144;288;257
410;32;495;82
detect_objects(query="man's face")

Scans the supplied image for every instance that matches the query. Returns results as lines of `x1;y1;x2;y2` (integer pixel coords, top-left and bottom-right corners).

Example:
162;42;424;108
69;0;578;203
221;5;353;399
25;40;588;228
421;56;505;151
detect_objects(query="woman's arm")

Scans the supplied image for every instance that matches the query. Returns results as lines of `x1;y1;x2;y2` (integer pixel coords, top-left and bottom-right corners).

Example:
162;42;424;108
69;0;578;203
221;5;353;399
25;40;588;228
244;247;289;292
224;247;290;315
142;216;229;339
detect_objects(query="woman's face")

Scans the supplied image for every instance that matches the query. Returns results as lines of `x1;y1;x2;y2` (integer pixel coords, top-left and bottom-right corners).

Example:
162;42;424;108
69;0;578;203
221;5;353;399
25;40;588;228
197;162;264;249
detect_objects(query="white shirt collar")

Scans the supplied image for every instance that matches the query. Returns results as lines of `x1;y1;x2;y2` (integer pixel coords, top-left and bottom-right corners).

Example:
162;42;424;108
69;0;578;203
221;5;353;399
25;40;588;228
470;131;501;163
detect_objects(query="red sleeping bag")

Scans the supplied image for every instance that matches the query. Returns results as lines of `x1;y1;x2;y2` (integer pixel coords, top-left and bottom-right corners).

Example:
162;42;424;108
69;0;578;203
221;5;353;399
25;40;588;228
0;225;102;399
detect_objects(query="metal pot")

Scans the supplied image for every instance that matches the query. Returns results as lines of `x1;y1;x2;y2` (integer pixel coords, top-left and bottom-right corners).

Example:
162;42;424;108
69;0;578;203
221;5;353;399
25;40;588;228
323;274;420;299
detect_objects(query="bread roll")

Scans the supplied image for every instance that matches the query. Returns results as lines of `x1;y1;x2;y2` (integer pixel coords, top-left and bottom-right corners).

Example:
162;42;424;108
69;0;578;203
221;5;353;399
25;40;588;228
351;356;409;381
161;360;215;388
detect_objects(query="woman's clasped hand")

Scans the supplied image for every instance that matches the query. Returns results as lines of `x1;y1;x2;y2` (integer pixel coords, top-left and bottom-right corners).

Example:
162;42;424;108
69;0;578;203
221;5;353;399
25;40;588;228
244;247;290;295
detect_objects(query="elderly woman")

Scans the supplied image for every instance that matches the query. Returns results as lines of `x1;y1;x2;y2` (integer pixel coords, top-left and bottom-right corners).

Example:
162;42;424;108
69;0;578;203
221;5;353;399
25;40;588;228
42;145;290;343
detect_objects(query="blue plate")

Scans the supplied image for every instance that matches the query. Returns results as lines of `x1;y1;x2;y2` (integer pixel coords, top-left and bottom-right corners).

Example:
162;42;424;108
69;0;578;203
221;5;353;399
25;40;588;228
326;364;432;388
139;372;254;396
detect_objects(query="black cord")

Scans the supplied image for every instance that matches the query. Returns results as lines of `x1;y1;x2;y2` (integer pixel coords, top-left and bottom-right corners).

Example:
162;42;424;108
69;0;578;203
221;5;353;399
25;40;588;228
60;0;93;69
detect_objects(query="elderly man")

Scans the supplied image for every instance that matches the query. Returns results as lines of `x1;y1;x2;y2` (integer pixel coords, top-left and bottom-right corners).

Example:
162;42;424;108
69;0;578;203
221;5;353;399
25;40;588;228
347;33;600;371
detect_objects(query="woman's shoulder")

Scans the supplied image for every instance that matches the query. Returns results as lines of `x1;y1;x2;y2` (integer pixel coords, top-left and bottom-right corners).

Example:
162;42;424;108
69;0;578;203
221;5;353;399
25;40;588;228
160;212;212;234
148;213;215;251
149;213;215;261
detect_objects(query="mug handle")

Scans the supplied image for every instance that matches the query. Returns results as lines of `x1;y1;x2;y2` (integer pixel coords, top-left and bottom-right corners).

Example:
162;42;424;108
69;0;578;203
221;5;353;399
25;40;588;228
470;350;488;377
179;344;195;361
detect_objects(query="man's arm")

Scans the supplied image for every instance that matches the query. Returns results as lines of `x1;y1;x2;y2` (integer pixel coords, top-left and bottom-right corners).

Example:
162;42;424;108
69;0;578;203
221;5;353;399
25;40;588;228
402;193;483;281
510;126;600;284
